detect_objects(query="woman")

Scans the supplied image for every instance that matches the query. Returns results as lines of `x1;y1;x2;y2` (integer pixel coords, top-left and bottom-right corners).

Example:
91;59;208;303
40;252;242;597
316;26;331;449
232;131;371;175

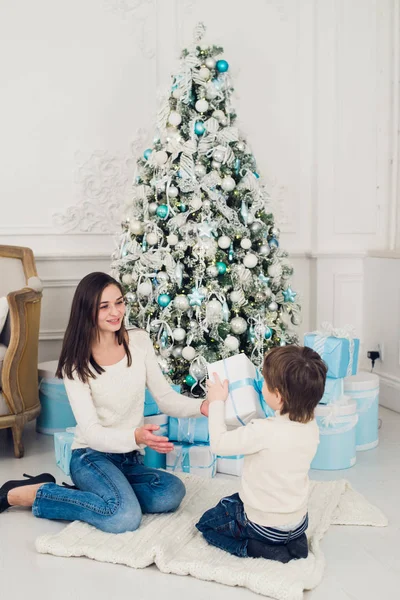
0;272;208;532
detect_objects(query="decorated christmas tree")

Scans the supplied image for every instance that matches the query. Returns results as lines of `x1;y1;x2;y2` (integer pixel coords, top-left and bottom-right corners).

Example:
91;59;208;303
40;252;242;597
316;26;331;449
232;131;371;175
111;24;301;396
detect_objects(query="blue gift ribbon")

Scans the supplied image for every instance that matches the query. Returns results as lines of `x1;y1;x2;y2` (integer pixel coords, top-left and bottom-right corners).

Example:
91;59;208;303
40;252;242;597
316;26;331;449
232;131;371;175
170;444;216;474
223;362;273;423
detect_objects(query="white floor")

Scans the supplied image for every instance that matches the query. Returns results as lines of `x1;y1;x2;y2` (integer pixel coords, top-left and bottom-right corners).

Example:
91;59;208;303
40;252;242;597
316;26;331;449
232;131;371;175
0;407;399;600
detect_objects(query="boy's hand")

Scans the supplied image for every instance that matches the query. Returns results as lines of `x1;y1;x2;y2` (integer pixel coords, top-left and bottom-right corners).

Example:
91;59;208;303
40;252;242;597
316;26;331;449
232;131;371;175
206;373;229;403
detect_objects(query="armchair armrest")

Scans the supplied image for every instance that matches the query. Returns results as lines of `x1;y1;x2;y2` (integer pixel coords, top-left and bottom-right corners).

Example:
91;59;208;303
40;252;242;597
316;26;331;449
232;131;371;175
1;287;42;415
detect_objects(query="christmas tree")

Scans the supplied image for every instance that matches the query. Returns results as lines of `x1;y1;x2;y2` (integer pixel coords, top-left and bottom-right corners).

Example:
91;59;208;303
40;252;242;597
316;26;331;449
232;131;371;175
112;24;301;396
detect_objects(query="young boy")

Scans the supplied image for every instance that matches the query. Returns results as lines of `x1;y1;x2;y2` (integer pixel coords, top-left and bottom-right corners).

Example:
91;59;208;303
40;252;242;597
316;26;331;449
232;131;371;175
196;345;327;563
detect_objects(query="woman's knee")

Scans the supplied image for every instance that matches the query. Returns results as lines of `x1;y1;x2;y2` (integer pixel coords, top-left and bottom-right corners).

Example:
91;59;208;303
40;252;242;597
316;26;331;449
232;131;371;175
102;505;142;534
151;473;186;513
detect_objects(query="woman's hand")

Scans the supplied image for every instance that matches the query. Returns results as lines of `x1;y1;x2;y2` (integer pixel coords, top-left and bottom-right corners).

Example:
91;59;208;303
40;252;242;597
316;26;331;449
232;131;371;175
206;373;229;403
200;399;209;417
135;424;174;453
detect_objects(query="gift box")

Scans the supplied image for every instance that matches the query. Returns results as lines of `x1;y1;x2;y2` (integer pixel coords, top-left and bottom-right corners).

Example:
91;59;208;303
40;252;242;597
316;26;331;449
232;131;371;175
344;372;379;451
37;360;76;435
168;416;209;444
207;354;265;427
304;325;359;379
143;414;169;469
144;384;181;417
54;428;75;476
217;455;244;477
320;377;344;404
166;443;216;478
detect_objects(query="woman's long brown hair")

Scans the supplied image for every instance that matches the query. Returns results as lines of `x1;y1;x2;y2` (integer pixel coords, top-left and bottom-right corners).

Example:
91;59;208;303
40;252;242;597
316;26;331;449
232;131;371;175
56;272;132;383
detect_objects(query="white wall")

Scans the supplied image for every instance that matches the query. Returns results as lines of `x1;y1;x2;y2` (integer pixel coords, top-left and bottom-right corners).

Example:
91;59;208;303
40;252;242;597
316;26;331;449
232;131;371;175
0;1;398;400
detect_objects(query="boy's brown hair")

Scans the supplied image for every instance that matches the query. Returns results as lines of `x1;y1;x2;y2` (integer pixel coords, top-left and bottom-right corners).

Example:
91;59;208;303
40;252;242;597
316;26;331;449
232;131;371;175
262;346;327;423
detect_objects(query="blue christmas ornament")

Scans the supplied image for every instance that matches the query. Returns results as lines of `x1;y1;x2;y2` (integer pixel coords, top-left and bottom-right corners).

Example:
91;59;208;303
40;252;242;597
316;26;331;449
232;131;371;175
264;327;273;340
156;204;169;219
185;374;197;387
142;233;148;252
216;59;229;73
194;121;206;135
188;287;205;307
135;176;141;184
240;200;248;225
253;172;260;179
179;203;188;212
282;287;297;303
157;293;171;308
259;274;270;286
161;328;169;348
248;325;256;344
143;148;152;160
216;261;227;275
228;242;235;262
269;238;279;249
234;158;241;175
222;301;230;322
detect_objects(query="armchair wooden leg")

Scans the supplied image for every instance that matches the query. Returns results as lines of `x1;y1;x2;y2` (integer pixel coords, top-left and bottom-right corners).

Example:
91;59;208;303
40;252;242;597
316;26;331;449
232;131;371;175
11;422;24;458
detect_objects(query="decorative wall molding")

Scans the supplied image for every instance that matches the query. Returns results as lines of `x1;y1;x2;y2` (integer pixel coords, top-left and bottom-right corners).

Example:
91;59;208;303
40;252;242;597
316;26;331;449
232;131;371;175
39;330;65;341
41;277;81;288
103;0;156;59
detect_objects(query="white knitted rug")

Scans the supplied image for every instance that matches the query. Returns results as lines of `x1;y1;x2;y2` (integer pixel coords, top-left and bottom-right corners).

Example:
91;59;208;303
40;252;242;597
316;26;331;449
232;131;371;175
36;475;387;600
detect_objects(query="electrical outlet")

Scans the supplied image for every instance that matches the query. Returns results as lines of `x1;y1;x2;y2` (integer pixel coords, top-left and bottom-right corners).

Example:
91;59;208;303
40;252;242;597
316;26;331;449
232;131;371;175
378;343;384;362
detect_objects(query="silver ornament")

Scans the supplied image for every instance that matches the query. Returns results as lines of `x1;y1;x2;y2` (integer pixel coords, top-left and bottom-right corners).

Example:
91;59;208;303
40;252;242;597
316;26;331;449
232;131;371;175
168;185;179;198
182;346;196;361
157;271;169;282
230;316;247;335
148;202;158;215
172;345;184;358
221;176;236;192
247;214;255;225
189;362;207;380
195;164;207;177
189;320;198;329
174;295;190;311
237;142;245;152
207;299;222;316
129;220;144;235
213;150;224;162
206;265;219;277
255;291;266;303
250;222;263;234
268;301;279;312
220;117;228;127
212;160;221;169
271;227;280;237
205;57;216;69
125;291;136;303
224;335;239;351
240;238;252;250
259;244;270;256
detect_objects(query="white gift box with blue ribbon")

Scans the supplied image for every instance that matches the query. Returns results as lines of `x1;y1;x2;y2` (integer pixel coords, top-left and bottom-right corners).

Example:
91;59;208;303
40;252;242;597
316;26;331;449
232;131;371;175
311;398;358;470
166;443;216;478
320;377;344;404
217;455;244;477
54;427;75;476
304;324;360;379
143;414;169;469
207;354;265;427
168;416;209;444
344;372;379;451
144;384;181;417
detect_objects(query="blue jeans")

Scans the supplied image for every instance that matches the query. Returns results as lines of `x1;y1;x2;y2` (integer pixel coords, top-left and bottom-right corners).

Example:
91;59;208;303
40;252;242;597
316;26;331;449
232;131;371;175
32;448;186;534
196;493;309;563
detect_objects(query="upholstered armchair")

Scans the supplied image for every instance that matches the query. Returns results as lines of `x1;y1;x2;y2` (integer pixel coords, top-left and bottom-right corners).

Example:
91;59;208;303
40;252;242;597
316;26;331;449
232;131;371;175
0;245;42;457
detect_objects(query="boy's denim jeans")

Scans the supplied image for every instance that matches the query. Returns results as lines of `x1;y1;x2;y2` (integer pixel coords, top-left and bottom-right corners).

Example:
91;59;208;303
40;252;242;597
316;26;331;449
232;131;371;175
32;448;185;533
196;493;309;563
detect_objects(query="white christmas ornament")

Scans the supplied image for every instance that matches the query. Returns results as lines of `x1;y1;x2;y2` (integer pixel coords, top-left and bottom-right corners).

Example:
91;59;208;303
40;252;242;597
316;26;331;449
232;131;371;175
237;142;245;152
213;149;225;162
212;110;225;121
205;57;216;69
218;236;231;249
182;346;196;361
172;88;183;99
195;164;207;177
168;185;179;198
240;238;252;250
230;290;242;304
224;335;239;351
207;299;222;317
191;197;203;211
146;232;158;245
268;263;283;278
206;265;219;277
167;233;179;246
221;176;236;192
195;99;209;113
129;220;144;235
138;282;152;296
243;254;258;268
230;316;247;334
206;84;218;100
220;117;228;127
157;271;169;282
148;202;158;215
198;67;211;80
155;150;168;165
173;327;186;342
174;295;190;311
122;273;133;285
168;111;182;126
247;214;254;225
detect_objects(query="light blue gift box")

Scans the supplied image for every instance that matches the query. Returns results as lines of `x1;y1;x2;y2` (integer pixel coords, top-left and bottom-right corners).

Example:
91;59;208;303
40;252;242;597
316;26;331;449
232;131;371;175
143;415;169;469
144;384;181;417
304;332;360;379
311;399;358;470
344;372;379;451
36;361;77;435
166;443;217;478
54;429;75;476
168;416;209;444
320;377;344;404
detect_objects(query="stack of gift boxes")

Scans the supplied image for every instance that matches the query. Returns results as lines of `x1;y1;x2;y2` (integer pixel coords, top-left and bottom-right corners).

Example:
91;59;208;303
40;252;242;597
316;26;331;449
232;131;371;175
53;326;380;477
304;325;380;470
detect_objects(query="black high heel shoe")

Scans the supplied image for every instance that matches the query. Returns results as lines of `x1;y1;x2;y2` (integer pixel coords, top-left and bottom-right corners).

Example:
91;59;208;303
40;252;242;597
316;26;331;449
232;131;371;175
0;472;56;513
